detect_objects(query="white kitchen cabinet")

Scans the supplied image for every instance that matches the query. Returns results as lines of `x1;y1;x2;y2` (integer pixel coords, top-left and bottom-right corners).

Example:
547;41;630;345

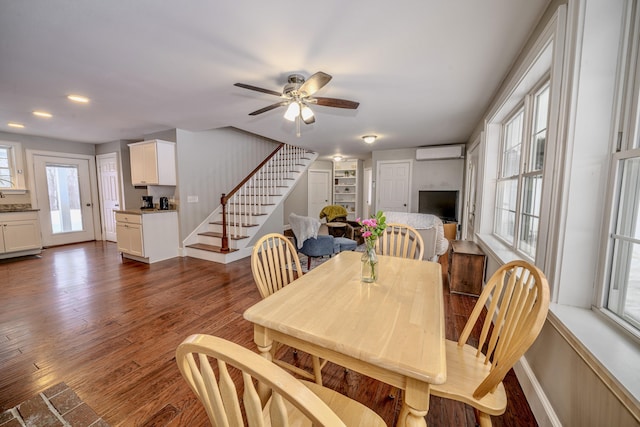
0;211;42;258
333;159;360;221
115;210;178;263
129;139;176;186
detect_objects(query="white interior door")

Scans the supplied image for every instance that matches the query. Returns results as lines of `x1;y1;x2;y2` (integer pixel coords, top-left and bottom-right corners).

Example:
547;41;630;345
97;153;121;242
33;154;96;246
376;160;411;213
308;170;331;219
363;167;372;218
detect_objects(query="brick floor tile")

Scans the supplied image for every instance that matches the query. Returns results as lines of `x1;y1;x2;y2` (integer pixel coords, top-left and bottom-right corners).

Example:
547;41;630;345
50;387;83;414
63;403;99;427
42;383;69;399
0;418;23;427
17;395;63;426
0;410;15;424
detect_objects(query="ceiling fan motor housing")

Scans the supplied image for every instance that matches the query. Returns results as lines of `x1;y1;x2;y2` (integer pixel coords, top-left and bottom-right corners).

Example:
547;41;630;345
283;74;305;97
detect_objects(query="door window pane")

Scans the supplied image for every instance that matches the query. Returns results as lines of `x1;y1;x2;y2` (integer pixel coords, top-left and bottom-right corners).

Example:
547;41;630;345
46;165;83;233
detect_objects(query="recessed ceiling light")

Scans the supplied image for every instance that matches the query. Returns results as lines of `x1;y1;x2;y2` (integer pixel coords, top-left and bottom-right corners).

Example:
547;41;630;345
333;155;343;162
67;94;89;103
33;111;52;118
8;122;24;128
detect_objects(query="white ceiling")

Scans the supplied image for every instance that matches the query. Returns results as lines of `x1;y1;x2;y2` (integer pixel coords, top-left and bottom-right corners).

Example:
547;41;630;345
0;0;549;159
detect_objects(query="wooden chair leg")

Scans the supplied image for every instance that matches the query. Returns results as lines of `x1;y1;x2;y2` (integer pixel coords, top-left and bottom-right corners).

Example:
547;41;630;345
475;408;492;427
307;256;312;270
311;356;323;385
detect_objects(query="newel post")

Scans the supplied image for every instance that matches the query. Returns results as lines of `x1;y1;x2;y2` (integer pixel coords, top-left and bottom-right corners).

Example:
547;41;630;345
220;193;230;252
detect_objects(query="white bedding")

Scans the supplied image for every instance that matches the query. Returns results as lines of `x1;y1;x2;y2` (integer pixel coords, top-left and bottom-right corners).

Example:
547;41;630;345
383;211;449;261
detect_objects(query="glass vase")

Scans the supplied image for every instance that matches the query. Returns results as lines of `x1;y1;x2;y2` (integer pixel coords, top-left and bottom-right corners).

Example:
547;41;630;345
361;244;378;283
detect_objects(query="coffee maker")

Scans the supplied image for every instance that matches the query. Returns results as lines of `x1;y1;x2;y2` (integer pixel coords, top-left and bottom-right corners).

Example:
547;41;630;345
141;195;154;209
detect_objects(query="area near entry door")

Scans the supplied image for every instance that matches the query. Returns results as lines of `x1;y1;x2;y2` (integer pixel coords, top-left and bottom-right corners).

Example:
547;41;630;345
32;154;97;246
376;160;411;213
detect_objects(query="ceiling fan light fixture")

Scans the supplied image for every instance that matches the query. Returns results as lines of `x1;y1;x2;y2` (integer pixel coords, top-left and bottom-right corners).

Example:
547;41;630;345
284;102;300;122
301;104;315;124
362;135;377;144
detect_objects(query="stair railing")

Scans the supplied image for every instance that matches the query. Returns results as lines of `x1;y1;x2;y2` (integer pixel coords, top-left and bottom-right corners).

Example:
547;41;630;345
220;143;310;252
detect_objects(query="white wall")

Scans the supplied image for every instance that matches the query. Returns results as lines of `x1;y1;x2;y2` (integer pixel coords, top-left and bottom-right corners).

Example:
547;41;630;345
174;127;279;242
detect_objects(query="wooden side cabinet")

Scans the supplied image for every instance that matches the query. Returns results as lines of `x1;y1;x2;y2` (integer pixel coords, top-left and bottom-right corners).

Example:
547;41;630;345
448;240;486;296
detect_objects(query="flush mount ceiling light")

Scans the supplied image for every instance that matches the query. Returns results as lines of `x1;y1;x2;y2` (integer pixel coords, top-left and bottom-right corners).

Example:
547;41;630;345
67;94;89;103
33;111;52;118
362;135;377;144
8;122;24;128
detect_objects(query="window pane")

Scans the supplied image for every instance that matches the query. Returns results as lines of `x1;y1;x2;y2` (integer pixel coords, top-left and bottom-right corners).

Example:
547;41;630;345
495;179;518;243
607;157;640;328
46;165;83;233
502;112;523;177
0;148;10;188
529;86;549;173
518;175;542;257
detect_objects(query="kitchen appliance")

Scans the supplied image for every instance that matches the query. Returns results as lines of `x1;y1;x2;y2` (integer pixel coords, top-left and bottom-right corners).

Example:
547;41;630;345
141;195;154;209
159;197;169;210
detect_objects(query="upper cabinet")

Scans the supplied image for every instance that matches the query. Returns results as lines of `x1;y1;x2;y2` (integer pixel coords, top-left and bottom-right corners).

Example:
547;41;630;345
129;140;176;186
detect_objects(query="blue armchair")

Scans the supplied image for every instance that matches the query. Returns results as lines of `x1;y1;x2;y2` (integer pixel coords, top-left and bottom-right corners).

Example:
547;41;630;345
297;234;336;270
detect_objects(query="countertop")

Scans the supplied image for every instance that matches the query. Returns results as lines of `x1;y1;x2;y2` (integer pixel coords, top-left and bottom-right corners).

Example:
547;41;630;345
0;204;39;212
115;209;177;215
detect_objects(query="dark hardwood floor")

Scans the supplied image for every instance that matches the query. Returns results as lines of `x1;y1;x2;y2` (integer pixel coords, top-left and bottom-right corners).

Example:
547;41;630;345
0;241;537;426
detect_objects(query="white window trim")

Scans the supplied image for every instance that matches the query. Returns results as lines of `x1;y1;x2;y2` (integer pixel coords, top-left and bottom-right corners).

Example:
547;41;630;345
0;141;27;193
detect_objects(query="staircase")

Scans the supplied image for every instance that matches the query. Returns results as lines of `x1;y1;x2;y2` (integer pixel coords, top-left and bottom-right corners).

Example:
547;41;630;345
183;143;318;264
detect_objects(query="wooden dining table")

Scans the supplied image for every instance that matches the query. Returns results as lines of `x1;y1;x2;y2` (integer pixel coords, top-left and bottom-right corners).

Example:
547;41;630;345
243;250;446;427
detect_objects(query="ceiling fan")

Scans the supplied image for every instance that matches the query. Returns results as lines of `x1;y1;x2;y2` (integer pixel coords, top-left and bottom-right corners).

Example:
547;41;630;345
234;71;359;136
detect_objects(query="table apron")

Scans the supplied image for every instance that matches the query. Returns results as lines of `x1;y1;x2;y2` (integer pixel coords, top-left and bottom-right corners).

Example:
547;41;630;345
258;326;411;390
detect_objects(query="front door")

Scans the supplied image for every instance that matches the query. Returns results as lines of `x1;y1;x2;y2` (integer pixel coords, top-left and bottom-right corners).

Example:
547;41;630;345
33;154;96;246
97;153;121;242
308;170;331;220
377;160;411;213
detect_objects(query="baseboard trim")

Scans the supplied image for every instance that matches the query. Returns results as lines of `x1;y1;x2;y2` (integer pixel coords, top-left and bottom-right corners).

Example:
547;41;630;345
514;356;562;427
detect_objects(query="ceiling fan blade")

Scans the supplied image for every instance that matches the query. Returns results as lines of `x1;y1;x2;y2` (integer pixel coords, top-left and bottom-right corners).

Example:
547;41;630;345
248;101;289;116
234;83;283;97
312;97;360;109
298;71;332;97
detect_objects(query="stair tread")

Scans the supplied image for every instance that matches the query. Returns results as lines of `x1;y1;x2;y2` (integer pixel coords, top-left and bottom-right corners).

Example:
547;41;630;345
186;243;238;253
198;231;249;240
210;221;258;227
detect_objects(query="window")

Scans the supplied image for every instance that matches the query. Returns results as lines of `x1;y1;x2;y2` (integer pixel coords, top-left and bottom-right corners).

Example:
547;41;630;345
0;142;25;191
494;82;550;259
604;2;640;335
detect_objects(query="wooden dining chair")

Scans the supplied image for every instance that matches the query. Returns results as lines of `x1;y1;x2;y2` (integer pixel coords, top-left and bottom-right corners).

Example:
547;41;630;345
376;223;425;260
176;334;386;427
430;260;550;427
251;233;327;384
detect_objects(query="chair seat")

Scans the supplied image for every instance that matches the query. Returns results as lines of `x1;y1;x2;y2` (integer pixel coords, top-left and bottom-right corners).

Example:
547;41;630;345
430;340;507;416
264;380;386;427
334;236;357;252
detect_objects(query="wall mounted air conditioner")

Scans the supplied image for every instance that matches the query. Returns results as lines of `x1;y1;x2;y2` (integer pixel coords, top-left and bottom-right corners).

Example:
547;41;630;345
415;144;464;161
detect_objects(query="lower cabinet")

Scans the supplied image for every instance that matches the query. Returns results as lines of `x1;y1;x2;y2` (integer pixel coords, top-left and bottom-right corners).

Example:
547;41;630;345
115;211;178;263
0;211;42;259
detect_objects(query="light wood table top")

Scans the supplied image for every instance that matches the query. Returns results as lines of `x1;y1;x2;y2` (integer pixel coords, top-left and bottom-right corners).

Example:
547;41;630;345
244;250;446;426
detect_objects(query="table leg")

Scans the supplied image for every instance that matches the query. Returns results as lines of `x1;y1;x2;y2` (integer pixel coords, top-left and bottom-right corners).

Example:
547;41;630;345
253;325;274;406
397;378;430;427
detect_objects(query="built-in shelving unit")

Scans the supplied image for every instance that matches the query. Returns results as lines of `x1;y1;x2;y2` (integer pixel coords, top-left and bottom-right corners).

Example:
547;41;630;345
333;159;359;221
